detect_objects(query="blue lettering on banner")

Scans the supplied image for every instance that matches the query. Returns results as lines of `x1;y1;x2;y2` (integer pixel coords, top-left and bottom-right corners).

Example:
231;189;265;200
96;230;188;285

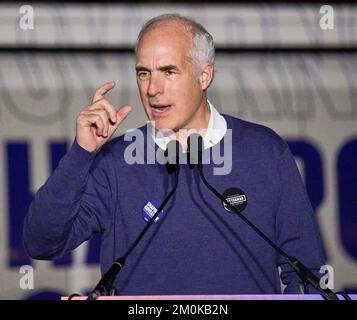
6;142;32;267
287;140;324;213
337;138;357;260
86;234;101;264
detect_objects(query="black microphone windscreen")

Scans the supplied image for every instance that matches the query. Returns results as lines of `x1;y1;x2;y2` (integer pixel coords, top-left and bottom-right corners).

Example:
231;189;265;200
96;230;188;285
187;133;204;165
165;139;183;164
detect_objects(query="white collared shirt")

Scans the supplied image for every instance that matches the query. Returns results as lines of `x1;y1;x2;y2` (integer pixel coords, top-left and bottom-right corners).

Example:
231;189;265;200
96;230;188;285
148;100;227;150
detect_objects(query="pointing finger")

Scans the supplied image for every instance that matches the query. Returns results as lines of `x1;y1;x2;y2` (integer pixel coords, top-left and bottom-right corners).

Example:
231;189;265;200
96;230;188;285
92;81;115;103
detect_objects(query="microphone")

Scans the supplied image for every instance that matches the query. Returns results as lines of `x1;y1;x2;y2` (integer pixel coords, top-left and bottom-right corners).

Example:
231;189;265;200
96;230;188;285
165;138;184;173
187;133;203;169
187;134;340;300
86;140;182;300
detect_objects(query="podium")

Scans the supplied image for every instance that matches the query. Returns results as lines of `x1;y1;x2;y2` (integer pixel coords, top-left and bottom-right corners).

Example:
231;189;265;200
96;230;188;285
62;294;357;300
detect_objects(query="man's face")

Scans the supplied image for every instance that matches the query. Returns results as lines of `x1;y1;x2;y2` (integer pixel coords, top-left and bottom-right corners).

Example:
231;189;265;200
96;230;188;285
135;24;208;132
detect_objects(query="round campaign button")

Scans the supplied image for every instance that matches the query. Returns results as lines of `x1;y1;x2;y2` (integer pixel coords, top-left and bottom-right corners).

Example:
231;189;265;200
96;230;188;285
222;187;248;213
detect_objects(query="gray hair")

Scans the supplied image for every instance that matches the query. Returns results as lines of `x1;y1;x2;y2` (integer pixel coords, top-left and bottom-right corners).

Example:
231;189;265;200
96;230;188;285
135;14;215;76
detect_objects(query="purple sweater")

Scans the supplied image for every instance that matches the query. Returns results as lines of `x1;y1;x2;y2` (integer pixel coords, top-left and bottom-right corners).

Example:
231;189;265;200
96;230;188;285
23;114;326;295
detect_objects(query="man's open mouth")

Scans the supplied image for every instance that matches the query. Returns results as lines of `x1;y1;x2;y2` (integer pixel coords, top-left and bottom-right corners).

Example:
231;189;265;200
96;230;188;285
151;104;172;114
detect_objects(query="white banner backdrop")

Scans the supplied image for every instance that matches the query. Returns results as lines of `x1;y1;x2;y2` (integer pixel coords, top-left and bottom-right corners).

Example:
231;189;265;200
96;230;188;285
0;3;356;47
0;3;356;299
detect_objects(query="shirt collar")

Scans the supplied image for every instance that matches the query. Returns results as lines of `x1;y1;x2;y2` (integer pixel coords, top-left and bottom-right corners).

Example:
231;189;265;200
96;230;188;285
148;100;227;150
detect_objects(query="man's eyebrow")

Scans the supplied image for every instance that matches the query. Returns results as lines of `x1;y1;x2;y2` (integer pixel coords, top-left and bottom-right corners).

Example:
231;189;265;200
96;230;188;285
135;65;179;73
158;65;178;71
135;66;150;72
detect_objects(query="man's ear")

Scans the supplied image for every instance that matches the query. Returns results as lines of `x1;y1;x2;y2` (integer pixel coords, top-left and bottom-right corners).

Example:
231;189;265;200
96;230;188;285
199;63;214;91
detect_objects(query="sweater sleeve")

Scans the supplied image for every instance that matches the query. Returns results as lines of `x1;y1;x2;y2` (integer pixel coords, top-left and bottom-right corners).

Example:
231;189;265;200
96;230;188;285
275;145;327;294
23;140;113;260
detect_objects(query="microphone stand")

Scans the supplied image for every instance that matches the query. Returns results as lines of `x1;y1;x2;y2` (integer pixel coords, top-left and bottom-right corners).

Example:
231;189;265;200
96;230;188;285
86;163;180;300
195;161;339;300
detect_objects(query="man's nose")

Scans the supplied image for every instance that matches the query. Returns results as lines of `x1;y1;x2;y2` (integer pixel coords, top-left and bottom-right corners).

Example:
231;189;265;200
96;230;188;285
147;74;164;97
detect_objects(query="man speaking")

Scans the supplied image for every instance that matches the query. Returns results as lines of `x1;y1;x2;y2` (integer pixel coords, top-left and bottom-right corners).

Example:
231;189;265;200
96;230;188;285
23;14;326;295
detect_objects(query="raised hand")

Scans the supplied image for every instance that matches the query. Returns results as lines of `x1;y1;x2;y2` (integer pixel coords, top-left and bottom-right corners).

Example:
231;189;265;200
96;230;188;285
76;81;132;152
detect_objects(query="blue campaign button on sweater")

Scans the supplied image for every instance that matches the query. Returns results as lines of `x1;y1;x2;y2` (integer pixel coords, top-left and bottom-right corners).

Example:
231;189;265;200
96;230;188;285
142;200;164;224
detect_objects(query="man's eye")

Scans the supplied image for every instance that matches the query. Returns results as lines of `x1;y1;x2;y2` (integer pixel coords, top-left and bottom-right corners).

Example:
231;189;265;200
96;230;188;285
137;71;149;78
165;70;175;76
